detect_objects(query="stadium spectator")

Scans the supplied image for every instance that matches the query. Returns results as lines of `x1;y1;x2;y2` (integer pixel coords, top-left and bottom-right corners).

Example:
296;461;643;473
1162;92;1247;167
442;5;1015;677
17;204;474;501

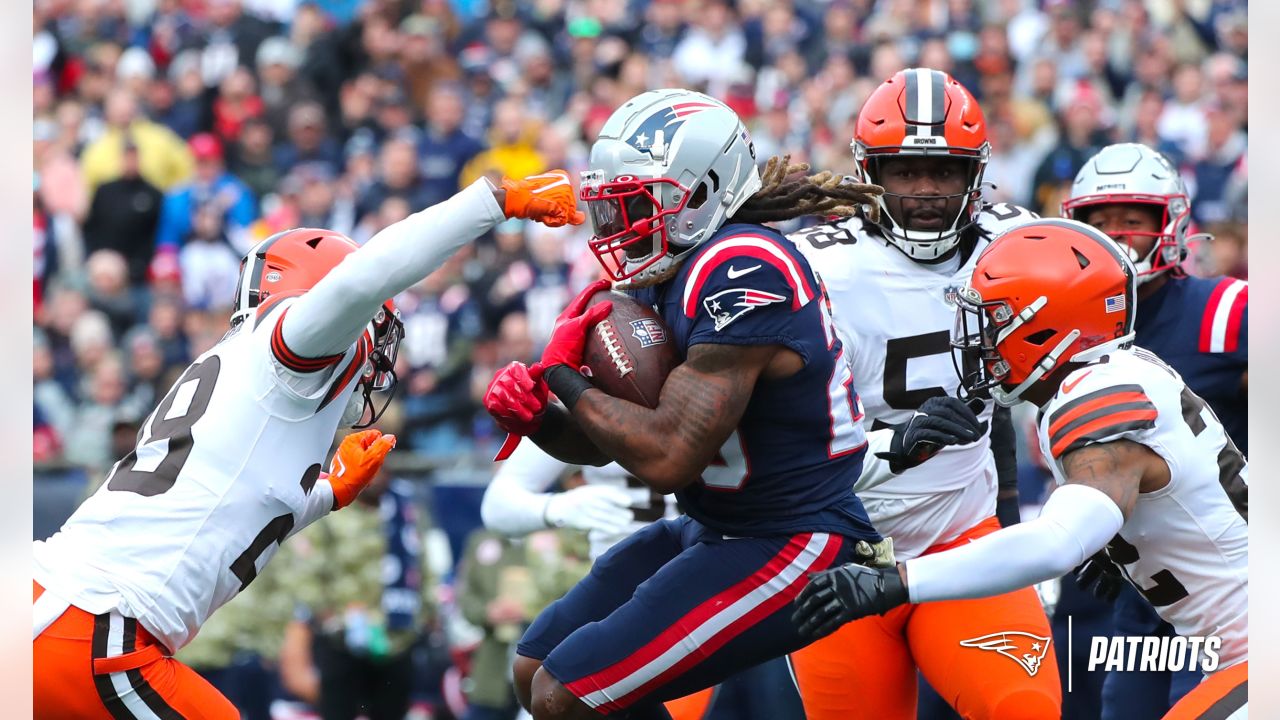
82;137;163;284
274;100;344;173
156;132;258;252
79;87;194;193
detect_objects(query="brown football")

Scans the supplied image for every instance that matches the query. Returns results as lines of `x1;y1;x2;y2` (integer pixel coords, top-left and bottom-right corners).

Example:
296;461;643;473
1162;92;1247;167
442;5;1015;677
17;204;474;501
580;290;679;408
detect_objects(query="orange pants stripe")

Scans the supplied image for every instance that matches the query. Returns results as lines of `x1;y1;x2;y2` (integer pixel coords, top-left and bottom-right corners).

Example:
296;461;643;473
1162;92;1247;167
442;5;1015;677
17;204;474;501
789;517;1061;720
1163;660;1247;720
34;581;237;720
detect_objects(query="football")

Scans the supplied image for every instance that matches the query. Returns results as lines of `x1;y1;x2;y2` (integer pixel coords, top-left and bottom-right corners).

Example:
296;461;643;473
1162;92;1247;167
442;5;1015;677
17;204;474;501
581;290;679;408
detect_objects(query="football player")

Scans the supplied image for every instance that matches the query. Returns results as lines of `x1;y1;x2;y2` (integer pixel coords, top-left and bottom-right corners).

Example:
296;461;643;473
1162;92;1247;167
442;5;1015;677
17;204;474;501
482;88;947;720
792;219;1248;720
32;171;583;718
786;67;1060;720
481;439;803;720
1062;142;1248;719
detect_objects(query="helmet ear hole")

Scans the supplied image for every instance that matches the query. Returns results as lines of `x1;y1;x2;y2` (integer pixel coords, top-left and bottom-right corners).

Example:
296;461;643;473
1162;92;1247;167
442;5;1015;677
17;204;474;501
1072;247;1091;269
687;182;710;210
1025;329;1057;346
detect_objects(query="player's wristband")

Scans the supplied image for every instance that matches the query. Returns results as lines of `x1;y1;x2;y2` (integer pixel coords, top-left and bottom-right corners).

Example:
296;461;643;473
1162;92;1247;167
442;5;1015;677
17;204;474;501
545;364;593;411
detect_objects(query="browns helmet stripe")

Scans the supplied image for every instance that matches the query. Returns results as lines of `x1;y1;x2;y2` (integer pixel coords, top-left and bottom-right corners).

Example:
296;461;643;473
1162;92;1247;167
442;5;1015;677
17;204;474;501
903;68;946;137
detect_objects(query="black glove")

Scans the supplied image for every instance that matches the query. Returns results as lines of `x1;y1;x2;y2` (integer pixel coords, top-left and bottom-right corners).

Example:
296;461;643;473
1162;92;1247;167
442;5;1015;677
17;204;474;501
875;397;988;474
1074;550;1124;602
792;563;909;641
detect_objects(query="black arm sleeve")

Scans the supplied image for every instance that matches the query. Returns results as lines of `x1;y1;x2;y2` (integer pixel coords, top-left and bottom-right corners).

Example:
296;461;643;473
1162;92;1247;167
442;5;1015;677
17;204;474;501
990;403;1021;527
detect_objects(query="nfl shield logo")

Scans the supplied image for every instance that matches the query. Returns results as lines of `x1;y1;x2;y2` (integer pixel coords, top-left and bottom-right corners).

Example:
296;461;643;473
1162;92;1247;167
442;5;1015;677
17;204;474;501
630;319;668;348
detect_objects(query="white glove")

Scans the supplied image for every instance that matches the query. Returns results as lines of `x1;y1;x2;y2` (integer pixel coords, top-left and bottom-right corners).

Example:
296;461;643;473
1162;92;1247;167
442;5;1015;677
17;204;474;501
544;485;635;534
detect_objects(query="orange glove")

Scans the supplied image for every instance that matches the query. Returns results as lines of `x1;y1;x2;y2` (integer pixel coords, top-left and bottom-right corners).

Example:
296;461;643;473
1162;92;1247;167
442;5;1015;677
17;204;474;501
328;429;397;510
502;170;587;227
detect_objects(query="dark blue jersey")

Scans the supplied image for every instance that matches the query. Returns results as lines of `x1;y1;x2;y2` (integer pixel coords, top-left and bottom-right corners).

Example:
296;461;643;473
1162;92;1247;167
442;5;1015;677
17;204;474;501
1134;275;1248;454
629;223;878;539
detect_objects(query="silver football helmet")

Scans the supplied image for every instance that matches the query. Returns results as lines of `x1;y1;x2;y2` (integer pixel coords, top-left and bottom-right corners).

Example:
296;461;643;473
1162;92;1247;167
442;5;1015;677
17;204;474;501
580;89;762;285
1062;143;1193;285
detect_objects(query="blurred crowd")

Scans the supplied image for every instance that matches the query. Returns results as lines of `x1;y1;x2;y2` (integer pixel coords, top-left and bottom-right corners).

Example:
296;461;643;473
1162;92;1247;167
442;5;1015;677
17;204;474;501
32;0;1248;717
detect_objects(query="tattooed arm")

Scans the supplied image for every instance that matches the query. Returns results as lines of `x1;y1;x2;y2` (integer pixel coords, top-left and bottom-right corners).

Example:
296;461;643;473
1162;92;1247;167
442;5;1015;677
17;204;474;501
527;405;612;467
1059;439;1169;516
546;343;774;493
899;439;1168;603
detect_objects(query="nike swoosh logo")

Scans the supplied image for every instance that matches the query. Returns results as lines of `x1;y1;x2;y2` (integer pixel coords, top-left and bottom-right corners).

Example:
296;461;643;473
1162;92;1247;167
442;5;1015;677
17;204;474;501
726;264;761;279
1062;370;1092;394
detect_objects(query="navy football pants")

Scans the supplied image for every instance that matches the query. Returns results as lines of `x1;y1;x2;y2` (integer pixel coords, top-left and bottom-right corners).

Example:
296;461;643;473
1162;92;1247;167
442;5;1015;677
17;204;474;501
517;516;858;715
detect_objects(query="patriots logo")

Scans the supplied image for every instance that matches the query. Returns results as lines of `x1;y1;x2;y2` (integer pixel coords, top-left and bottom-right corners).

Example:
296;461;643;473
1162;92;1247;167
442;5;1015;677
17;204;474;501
630;318;668;348
703;288;788;331
627;101;721;155
959;632;1052;677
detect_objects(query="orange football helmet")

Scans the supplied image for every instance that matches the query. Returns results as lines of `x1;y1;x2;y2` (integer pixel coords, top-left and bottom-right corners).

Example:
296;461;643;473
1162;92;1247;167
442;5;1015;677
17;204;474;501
231;228;404;427
852;68;990;260
952;219;1137;405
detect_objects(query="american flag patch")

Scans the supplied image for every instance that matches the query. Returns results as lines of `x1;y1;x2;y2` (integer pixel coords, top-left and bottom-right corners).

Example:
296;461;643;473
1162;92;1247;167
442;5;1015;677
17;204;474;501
1105;295;1126;313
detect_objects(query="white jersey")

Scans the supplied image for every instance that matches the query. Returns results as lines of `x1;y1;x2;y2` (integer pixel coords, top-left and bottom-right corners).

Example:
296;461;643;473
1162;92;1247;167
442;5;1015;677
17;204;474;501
789;204;1038;558
482;441;678;560
1038;349;1248;667
33;179;507;654
34;306;359;652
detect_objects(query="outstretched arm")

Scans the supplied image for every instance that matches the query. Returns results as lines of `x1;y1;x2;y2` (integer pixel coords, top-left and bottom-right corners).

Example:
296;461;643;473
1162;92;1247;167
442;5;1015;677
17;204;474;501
903;440;1156;603
280;179;506;359
794;439;1160;639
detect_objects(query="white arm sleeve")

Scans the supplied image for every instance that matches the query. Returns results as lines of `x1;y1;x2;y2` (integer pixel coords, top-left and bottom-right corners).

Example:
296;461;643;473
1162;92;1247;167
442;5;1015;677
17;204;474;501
480;441;571;537
281;178;505;358
288;477;336;538
853;428;896;493
904;483;1124;603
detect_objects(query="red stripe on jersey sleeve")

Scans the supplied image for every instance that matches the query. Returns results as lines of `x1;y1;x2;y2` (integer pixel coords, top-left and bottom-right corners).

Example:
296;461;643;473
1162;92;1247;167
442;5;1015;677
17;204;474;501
682;235;815;317
1224;284;1247;353
1198;278;1234;353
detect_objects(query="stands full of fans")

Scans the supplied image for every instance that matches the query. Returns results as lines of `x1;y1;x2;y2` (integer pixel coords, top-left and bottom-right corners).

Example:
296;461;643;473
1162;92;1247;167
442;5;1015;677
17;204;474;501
32;0;1248;717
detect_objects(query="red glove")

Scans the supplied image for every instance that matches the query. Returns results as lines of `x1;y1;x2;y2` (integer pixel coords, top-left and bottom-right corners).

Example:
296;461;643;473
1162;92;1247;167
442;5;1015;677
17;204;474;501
484;361;549;435
502;170;587;227
541;280;613;370
485;361;550;462
328;429;396;510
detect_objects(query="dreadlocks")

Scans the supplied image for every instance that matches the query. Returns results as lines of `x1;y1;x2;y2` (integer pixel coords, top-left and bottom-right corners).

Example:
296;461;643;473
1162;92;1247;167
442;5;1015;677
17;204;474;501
731;155;884;225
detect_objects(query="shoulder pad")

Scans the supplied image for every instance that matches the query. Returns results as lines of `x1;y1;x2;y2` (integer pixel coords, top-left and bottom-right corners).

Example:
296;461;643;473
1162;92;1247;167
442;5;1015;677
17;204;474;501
977;203;1040;237
1043;360;1159;460
788;218;865;251
1196;277;1248;353
681;231;817;319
